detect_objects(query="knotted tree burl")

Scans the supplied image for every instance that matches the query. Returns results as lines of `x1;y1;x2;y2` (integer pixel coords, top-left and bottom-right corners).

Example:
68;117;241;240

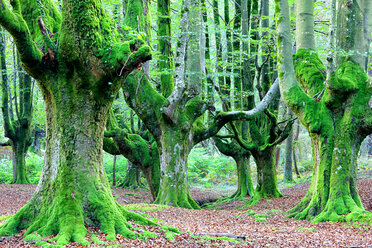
0;0;159;244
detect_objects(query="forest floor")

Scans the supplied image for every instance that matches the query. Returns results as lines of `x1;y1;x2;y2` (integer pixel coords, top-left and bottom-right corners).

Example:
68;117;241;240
0;171;371;247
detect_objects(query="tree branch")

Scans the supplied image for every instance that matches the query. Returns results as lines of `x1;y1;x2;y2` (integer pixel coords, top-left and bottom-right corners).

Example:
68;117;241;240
162;5;189;123
194;78;279;143
229;122;258;151
0;0;43;77
0;27;14;139
266;118;295;149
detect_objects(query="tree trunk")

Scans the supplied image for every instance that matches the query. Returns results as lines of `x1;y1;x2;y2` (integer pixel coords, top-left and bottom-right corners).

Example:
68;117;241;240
112;155;117;186
284;126;294;182
155;127;200;209
248;147;282;205
0;89;154;244
275;147;281;173
231;155;253;198
292;148;301;178
11;142;29;184
120;161;142;188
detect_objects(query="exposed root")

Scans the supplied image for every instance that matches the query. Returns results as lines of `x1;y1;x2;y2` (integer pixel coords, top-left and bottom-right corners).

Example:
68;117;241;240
243;190;283;208
0;192;159;245
155;191;201;209
287;194;372;223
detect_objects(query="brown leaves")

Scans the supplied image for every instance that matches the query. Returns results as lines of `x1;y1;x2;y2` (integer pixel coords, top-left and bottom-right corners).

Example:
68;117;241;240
0;177;371;247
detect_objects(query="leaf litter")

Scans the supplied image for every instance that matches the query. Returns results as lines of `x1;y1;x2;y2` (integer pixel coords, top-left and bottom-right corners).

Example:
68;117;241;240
0;175;371;247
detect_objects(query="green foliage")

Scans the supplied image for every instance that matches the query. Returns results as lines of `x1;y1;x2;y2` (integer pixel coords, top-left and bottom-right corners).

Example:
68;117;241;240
103;152;128;185
26;153;44;184
188;147;237;187
0;158;12;184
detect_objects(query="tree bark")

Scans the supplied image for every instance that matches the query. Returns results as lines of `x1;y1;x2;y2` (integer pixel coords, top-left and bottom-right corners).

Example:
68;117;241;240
0;0;155;244
120;162;142;188
276;0;372;222
155;127;199;208
247;146;283;205
284;109;294;182
0;27;32;184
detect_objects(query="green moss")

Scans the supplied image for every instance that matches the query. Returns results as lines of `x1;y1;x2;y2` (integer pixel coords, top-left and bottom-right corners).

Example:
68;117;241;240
164;231;176;241
293;49;326;96
142;230;157;238
21;0;61;42
254;213;271;218
161;225;180;234
246;209;255;216
297;227;317;231
91;234;105;245
24;233;42;242
193;235;245;244
254;217;268;222
0;215;12;222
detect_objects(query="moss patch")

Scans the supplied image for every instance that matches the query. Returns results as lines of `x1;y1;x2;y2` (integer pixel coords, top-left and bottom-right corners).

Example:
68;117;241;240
23;233;43;242
298;227;317;231
192;234;247;244
142;230;157;238
0;215;12;222
164;231;177;241
124;203;172;211
90;234;105;245
254;217;268;222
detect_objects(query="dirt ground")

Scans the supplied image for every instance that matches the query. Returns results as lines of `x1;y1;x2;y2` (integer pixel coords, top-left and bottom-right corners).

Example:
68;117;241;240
0;172;371;247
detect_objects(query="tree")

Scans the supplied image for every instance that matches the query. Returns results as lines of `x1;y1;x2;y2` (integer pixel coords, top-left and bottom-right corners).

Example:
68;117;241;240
284;109;294;182
276;0;372;222
0;0;156;244
1;28;33;184
104;110;161;200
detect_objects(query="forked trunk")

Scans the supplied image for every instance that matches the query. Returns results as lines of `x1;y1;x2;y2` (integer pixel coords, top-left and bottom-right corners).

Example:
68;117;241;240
0;86;155;245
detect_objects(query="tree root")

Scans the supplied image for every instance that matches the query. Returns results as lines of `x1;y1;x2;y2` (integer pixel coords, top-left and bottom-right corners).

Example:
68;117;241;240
287;194;372;223
0;192;159;245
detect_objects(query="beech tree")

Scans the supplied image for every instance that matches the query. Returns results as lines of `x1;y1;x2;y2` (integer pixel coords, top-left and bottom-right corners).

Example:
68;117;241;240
276;0;372;222
1;28;33;184
0;0;158;244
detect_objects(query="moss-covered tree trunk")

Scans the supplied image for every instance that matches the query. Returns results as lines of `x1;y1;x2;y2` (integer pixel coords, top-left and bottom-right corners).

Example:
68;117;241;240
0;0;155;244
250;147;282;203
214;137;253;198
0;28;32;184
232;156;253;198
11;141;29;184
276;0;372;222
120;162;142;188
155;127;199;208
284;121;294;182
